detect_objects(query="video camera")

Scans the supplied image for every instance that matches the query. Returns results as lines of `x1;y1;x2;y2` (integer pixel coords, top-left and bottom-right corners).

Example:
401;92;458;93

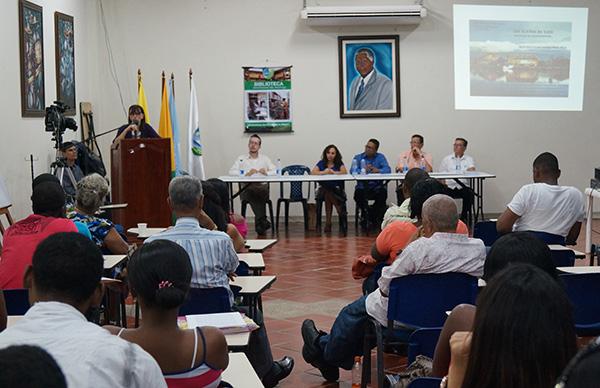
45;100;77;149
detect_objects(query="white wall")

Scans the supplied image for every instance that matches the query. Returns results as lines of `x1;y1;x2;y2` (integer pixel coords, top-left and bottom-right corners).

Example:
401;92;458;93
2;0;599;220
0;0;98;220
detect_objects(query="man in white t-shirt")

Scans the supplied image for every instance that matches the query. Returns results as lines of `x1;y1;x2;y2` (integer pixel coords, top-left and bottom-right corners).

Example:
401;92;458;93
229;134;276;235
439;137;476;222
497;152;585;245
0;232;166;388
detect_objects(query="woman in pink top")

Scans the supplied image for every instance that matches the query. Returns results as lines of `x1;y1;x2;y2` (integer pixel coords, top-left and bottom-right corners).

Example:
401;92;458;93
105;240;229;388
0;181;77;289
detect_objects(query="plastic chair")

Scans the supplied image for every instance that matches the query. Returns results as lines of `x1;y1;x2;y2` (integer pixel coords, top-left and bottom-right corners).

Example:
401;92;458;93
276;165;310;230
315;183;348;235
407;377;443;388
528;231;566;245
551;249;576;267
178;287;232;315
473;221;498;246
407;327;443;364
559;273;600;336
3;288;30;315
241;193;275;233
362;273;478;388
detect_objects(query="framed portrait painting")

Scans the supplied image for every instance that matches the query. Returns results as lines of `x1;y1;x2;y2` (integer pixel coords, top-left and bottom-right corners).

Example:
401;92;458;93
338;35;400;118
19;0;45;117
55;12;75;115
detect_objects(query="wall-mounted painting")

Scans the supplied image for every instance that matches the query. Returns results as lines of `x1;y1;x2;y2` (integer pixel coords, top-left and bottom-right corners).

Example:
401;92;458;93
338;35;400;118
55;12;75;115
19;0;45;117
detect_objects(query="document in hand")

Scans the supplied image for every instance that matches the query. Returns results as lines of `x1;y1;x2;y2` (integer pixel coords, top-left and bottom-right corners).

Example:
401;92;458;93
185;312;252;334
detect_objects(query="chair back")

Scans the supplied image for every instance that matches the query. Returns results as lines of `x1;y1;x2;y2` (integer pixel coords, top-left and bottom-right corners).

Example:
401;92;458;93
0;206;15;236
178;287;231;315
407;327;442;364
473;221;498;246
407;377;443;388
387;273;478;328
559;273;600;336
528;231;566;245
551;249;575;267
279;165;310;201
3;288;30;315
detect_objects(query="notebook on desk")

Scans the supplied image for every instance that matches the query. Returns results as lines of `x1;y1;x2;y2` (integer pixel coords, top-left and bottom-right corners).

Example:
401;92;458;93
184;312;254;334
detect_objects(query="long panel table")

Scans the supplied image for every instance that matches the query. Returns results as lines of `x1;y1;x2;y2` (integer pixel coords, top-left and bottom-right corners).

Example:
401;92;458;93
219;171;496;222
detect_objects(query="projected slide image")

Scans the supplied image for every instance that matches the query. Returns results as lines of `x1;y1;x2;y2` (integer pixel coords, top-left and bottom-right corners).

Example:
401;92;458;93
470;20;571;98
454;5;588;111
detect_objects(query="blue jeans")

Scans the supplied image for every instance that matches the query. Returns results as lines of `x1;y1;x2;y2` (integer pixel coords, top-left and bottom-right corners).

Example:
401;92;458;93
317;295;375;370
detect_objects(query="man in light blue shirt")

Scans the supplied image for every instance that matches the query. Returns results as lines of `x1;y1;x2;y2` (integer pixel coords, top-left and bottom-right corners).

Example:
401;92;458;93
146;176;294;387
352;138;391;230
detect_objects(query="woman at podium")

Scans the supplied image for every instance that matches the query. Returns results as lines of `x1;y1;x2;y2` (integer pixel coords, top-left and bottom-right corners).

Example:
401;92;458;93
113;105;160;143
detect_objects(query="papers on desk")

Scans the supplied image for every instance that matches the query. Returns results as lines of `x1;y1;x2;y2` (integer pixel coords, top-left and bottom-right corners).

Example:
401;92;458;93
182;312;258;334
245;239;277;252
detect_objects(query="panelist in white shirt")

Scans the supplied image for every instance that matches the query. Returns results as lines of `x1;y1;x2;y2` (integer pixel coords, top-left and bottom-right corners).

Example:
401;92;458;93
439;137;476;222
229;134;276;235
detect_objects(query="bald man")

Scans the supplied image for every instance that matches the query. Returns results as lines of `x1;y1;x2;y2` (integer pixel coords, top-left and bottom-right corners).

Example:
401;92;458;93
301;194;485;382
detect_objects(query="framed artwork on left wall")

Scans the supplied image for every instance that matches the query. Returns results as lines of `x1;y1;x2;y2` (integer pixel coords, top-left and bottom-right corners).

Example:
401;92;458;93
19;0;45;117
55;11;75;115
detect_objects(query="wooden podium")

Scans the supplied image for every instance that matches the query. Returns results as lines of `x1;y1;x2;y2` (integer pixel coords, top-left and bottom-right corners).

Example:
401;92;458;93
111;138;171;230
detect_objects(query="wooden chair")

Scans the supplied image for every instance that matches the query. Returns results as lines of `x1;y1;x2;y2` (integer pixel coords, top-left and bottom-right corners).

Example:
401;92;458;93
0;205;15;235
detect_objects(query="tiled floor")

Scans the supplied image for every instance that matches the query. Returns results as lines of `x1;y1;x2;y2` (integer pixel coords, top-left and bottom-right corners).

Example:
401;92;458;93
255;220;598;387
258;223;402;388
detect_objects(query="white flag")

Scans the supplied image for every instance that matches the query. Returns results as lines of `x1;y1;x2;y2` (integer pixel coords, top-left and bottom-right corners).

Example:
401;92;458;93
187;76;205;179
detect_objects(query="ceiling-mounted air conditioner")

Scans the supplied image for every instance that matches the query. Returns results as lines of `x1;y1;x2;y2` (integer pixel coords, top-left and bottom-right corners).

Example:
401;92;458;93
300;5;427;26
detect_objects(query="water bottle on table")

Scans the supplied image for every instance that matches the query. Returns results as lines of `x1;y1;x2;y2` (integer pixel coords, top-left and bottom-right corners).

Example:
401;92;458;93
360;159;367;175
402;156;409;173
276;158;282;176
350;158;358;174
239;159;245;176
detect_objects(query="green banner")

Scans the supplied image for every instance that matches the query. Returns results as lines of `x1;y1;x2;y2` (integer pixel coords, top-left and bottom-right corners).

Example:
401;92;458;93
243;66;292;133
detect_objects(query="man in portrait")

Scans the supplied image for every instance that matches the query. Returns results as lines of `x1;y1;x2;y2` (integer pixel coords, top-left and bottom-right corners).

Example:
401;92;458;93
348;48;393;111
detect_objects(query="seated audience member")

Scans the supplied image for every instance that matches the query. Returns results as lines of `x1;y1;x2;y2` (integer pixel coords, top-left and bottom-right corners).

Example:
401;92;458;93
311;144;348;233
202;180;246;252
497;152;585;245
30;174;91;238
302;194;485;382
206;177;248;238
0;181;77;289
439;137;475;222
556;336;600;388
56;141;84;204
359;178;469;294
352;138;391;230
145;176;293;387
396;134;433;173
0;345;67;388
431;232;557;378
0;232;166;387
106;240;228;387
381;167;429;228
68;173;129;254
445;264;576;388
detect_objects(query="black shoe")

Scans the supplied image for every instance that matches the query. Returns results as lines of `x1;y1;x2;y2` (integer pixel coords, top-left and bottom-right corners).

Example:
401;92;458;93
301;319;339;382
262;356;294;388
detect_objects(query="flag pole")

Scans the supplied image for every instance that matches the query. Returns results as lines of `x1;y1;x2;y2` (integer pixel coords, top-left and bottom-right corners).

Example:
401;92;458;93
137;68;141;92
171;72;175;98
189;68;193;90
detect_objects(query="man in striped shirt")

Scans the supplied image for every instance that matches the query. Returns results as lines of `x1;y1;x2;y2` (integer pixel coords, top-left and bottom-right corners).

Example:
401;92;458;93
146;175;294;387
